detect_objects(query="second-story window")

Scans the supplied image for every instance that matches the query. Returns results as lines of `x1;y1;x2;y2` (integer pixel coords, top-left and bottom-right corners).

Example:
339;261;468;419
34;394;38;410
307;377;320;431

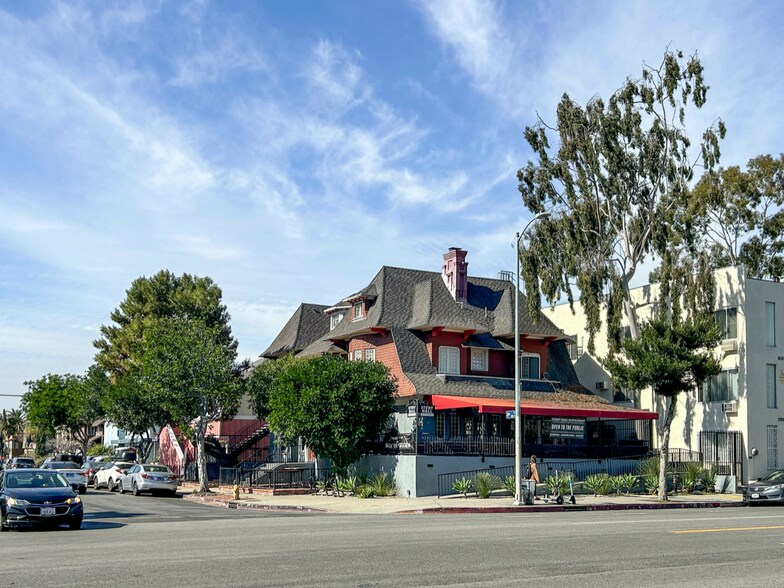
520;353;541;380
353;301;365;320
470;348;488;371
715;307;737;340
330;311;346;330
438;346;460;374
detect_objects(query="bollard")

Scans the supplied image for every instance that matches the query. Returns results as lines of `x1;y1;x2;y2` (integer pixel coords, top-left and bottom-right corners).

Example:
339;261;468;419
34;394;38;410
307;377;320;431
232;484;240;500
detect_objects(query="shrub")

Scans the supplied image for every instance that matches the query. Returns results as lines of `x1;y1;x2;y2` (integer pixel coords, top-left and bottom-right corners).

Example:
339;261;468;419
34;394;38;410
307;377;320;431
452;476;473;498
682;462;704;493
503;475;516;496
337;476;360;495
618;472;637;494
87;444;114;457
356;485;375;499
367;473;397;497
584;473;612;496
544;472;570;496
473;473;503;499
702;464;718;492
637;457;667;494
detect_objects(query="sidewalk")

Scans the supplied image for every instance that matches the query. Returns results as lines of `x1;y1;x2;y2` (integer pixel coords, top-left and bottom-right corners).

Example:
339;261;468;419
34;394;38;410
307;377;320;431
180;485;745;514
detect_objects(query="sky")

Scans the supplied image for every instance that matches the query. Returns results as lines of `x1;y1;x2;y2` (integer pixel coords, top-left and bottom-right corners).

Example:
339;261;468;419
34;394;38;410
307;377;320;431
1;0;783;411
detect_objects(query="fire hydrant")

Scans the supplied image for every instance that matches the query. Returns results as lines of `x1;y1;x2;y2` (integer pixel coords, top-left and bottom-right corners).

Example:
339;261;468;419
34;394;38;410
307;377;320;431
232;484;240;500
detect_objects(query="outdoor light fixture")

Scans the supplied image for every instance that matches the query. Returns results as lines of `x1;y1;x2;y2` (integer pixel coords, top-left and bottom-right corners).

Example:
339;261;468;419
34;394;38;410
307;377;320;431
514;211;550;505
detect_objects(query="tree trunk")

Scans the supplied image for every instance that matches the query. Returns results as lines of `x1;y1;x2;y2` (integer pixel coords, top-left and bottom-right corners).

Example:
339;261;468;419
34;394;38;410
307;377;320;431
195;416;209;493
658;395;677;501
621;277;640;341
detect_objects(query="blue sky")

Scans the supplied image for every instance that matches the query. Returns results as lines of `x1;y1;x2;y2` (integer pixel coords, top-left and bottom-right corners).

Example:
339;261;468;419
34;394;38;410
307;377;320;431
1;0;783;411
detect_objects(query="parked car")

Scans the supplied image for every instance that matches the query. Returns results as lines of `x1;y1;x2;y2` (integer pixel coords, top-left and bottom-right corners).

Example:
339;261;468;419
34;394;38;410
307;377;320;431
118;464;178;496
6;457;35;469
93;461;135;492
0;468;83;531
745;469;784;504
43;453;84;467
81;462;102;487
41;461;87;495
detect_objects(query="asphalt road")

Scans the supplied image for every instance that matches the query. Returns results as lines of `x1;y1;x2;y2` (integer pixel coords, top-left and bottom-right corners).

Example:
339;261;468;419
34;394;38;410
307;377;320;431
2;491;784;587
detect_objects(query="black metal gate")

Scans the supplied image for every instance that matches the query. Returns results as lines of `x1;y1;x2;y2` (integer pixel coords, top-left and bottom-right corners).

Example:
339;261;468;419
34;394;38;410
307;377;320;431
699;430;744;482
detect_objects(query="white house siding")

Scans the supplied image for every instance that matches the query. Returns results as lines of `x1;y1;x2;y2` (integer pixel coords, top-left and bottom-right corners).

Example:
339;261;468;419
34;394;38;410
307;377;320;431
546;265;784;483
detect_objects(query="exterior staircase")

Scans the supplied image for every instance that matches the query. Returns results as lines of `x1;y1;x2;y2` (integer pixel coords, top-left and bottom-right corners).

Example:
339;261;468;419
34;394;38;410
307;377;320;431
204;421;271;466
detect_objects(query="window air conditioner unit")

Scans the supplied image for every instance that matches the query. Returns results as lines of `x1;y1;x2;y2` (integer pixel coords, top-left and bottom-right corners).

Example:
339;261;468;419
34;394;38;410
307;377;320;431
720;340;738;354
596;381;610;391
721;402;738;414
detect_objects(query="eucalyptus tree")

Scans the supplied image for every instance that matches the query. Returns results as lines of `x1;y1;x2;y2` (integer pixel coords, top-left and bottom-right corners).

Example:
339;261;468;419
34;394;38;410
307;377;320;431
690;154;784;280
517;49;725;353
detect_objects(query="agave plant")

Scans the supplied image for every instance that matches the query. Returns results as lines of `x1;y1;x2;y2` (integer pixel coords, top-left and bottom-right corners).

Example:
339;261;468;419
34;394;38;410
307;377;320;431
702;464;718;492
503;475;516;496
473;473;503;499
367;473;397;497
452;476;473;498
356;485;375;499
544;472;570;496
618;472;637;494
682;462;704;493
584;473;611;496
337;475;360;495
609;475;626;495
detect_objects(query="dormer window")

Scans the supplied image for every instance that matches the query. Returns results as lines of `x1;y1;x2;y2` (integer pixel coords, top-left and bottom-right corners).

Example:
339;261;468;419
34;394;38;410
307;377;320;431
353;301;365;320
330;311;346;330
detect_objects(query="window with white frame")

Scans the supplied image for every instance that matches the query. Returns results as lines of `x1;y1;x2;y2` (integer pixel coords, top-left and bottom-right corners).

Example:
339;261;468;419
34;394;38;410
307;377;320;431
353;350;362;361
330;311;346;330
470;348;488;371
438;346;460;374
353;301;365;320
700;370;739;402
766;302;776;347
768;364;778;409
715;307;738;340
520;353;541;379
364;348;376;362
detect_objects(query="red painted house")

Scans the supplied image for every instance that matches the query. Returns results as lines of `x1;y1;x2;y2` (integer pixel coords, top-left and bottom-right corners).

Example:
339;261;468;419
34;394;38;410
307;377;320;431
260;247;656;496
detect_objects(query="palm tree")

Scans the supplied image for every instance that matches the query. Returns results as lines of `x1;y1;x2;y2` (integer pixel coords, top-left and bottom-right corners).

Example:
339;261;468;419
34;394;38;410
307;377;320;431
1;409;25;453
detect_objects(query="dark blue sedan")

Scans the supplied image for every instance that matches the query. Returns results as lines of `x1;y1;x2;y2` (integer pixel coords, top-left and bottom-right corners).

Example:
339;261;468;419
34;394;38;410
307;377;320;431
0;468;83;531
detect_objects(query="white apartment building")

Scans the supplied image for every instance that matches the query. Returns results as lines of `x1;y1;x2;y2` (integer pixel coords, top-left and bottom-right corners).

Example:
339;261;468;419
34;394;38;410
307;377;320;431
547;265;783;484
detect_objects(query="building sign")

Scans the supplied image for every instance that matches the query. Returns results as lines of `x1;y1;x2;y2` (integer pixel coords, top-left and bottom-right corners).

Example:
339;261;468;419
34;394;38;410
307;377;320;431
407;401;434;417
550;418;586;439
505;410;516;420
407;401;418;417
420;404;434;417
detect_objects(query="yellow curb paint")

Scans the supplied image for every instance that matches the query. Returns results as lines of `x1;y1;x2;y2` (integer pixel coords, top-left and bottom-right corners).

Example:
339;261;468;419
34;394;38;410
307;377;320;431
673;525;784;534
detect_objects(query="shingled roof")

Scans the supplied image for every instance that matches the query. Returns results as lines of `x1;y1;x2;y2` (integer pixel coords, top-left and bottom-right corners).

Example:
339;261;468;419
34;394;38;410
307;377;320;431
259;253;610;408
260;303;330;359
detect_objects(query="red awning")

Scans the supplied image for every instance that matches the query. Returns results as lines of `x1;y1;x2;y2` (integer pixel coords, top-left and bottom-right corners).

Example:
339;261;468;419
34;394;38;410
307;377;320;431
430;395;658;420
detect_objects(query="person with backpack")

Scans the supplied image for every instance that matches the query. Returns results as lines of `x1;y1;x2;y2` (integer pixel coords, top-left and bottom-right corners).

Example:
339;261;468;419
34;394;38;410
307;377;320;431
526;455;541;500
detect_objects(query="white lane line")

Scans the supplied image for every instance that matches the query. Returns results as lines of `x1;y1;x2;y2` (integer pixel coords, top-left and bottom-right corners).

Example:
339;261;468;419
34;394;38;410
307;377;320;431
570;514;784;525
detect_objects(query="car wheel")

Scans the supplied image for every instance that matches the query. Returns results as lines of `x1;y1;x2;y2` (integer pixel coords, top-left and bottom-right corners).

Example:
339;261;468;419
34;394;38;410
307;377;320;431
108;478;114;492
133;481;141;496
118;480;125;494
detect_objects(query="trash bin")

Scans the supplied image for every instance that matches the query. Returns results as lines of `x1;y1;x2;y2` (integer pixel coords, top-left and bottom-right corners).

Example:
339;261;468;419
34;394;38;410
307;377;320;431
522;480;536;505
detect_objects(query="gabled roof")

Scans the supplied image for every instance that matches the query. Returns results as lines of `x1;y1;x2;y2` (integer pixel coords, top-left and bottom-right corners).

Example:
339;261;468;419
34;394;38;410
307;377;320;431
260;303;330;359
325;266;565;341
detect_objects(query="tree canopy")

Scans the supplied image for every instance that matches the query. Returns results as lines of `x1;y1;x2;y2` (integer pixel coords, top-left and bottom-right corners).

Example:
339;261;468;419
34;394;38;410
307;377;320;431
94;270;236;379
139;317;243;493
254;354;397;477
605;315;721;500
517;49;725;352
690;153;784;280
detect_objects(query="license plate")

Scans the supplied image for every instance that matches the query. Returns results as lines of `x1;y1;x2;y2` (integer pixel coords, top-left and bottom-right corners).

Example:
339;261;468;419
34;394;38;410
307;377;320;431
152;476;161;481
41;507;56;516
751;493;760;499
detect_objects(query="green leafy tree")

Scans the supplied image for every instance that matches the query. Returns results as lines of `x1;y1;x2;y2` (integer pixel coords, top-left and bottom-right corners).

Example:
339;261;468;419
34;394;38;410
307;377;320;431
1;409;25;456
690;154;784;280
605;315;721;501
139;317;243;493
94;271;236;379
517;49;725;352
260;354;396;478
102;368;170;462
21;370;104;457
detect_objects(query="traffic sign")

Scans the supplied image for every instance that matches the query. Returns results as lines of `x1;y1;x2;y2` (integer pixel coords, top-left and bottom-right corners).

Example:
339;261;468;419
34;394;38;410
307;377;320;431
505;410;516;419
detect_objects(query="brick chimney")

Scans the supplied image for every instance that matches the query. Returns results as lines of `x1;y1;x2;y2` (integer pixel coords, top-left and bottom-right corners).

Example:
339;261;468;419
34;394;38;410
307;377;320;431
442;247;468;303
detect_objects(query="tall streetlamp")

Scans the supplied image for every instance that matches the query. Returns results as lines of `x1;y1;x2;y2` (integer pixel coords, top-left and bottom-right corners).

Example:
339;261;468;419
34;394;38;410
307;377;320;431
514;211;550;505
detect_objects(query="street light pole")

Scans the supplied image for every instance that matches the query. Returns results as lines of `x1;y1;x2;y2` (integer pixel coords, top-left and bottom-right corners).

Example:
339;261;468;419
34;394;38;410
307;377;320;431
514;211;550;505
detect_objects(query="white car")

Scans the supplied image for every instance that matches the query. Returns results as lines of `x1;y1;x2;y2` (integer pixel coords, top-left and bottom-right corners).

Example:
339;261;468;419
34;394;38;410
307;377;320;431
118;464;178;496
93;461;136;492
41;461;87;494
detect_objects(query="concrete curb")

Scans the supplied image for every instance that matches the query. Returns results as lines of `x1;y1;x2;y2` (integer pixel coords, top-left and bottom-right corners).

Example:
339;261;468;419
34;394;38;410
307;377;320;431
183;492;746;515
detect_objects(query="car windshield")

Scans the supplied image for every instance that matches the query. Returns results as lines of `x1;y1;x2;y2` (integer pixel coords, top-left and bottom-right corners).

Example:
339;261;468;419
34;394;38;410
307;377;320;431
15;459;34;466
6;471;70;489
763;470;784;483
49;462;79;469
144;465;172;473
